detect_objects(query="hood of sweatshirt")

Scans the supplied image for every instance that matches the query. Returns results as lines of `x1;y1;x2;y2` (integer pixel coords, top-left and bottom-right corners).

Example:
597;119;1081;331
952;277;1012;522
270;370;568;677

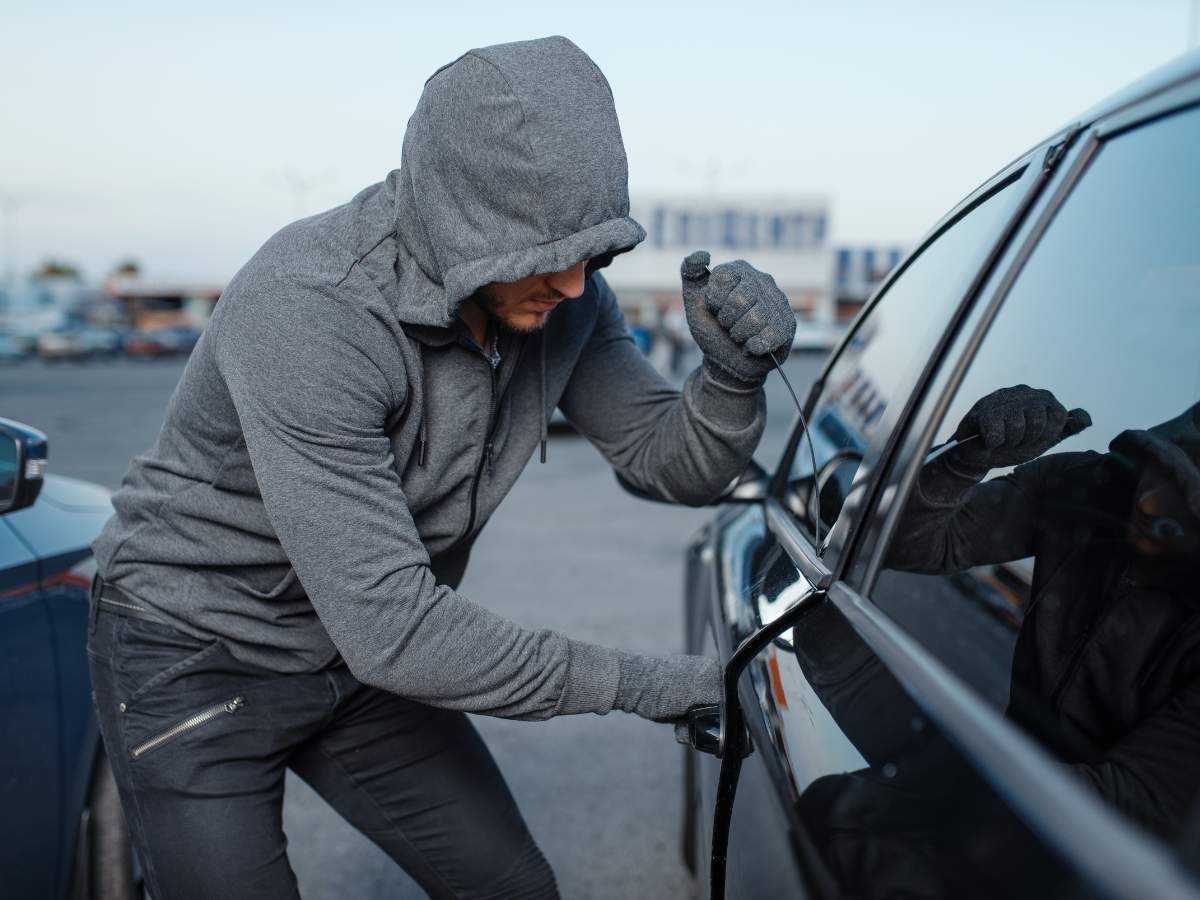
387;35;645;328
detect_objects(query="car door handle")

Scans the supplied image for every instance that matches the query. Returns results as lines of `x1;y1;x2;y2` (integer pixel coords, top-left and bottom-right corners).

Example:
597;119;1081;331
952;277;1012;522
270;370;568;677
677;703;753;759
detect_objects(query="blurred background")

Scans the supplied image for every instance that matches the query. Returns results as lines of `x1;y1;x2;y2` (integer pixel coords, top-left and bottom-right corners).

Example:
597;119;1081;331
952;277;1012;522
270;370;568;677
3;0;1197;358
2;1;1198;897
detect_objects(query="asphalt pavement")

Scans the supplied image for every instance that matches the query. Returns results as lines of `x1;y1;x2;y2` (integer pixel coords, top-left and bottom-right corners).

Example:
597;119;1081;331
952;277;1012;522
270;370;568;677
0;347;824;899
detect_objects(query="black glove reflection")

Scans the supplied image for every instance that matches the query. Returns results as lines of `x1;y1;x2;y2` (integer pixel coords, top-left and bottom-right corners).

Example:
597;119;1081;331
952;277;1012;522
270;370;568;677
948;384;1091;474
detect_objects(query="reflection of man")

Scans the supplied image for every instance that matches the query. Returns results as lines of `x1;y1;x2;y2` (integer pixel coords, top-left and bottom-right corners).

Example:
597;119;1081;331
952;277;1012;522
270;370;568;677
889;387;1200;835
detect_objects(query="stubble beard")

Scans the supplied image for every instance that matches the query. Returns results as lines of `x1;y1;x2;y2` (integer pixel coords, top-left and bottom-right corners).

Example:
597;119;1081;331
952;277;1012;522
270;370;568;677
471;285;556;335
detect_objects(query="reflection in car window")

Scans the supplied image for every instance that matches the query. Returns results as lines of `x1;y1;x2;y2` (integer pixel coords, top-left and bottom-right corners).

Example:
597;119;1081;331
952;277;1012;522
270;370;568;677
787;178;1023;542
876;105;1200;842
780;595;1092;899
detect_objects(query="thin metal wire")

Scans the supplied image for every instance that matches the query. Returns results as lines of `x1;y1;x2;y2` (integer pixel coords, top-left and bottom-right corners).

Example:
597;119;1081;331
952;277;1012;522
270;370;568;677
768;350;821;549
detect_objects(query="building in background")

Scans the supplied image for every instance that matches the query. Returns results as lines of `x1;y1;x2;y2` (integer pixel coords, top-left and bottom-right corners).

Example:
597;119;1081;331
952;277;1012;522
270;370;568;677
0;223;913;361
832;245;907;323
603;195;838;349
103;275;221;332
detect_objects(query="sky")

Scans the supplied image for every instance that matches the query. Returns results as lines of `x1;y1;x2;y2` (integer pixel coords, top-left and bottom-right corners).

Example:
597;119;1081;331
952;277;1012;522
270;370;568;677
1;0;1196;283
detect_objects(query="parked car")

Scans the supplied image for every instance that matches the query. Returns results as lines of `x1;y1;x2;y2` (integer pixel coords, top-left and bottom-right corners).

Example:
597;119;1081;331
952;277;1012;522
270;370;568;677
0;332;32;363
37;327;89;362
124;325;202;358
669;51;1200;900
122;329;172;358
79;327;124;359
155;325;202;355
0;418;137;899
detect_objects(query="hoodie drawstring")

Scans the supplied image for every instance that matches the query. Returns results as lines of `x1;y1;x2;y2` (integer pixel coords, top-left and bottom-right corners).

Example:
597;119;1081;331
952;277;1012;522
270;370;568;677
539;330;548;464
417;345;429;466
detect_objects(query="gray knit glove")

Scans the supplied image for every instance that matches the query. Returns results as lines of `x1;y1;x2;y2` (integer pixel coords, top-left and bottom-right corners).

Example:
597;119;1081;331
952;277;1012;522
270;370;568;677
948;384;1091;477
614;651;721;723
681;250;796;386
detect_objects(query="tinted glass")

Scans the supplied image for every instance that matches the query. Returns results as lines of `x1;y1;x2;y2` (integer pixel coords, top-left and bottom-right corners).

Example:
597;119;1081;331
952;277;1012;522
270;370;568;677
786;178;1023;542
874;105;1200;844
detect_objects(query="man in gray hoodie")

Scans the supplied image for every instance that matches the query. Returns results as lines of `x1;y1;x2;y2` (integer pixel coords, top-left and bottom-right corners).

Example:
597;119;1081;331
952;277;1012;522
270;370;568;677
87;36;795;899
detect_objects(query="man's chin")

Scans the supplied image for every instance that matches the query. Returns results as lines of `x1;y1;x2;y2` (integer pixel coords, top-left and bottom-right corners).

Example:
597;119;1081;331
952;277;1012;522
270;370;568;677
494;310;550;334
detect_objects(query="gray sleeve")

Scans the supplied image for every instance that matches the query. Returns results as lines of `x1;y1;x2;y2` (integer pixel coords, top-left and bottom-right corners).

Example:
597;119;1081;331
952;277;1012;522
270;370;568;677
212;280;621;720
558;274;767;506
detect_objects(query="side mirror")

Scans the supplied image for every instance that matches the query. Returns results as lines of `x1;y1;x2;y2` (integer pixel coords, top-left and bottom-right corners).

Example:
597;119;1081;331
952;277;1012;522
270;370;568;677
0;418;47;516
614;458;770;506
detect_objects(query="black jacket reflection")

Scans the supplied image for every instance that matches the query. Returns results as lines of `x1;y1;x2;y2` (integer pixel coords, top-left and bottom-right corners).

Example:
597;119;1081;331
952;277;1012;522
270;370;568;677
888;449;1200;836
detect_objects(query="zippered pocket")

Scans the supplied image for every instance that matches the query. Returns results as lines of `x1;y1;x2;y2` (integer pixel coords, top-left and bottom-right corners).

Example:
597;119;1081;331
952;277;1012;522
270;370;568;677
129;696;245;759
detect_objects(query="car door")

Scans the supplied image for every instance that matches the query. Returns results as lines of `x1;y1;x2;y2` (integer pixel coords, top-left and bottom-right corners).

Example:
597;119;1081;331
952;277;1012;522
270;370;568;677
691;142;1061;898
0;519;64;898
847;90;1200;897
6;479;111;899
710;82;1200;900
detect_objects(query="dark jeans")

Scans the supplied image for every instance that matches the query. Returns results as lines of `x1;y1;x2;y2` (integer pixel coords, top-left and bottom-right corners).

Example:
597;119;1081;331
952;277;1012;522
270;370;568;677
86;581;558;900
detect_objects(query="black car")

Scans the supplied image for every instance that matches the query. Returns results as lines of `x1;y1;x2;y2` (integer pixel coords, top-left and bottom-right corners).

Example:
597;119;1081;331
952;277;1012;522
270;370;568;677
0;419;137;899
677;50;1200;899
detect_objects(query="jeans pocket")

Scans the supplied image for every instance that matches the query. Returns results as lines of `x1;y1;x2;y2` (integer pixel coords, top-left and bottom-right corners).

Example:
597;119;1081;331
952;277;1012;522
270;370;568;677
86;607;125;664
116;617;224;708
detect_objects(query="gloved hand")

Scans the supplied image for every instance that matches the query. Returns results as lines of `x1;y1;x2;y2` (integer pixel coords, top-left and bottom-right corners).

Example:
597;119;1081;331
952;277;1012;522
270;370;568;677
614;650;721;723
948;384;1091;475
680;250;797;385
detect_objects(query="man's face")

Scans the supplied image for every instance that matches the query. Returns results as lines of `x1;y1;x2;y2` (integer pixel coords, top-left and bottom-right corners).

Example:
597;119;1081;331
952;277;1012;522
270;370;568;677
473;259;588;333
1126;463;1200;558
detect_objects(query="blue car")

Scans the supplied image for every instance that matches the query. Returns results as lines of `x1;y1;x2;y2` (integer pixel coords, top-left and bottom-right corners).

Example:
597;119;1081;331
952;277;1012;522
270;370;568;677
0;418;137;899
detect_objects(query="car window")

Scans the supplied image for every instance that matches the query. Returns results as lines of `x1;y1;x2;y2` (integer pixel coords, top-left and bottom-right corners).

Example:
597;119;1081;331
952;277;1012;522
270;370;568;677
872;104;1200;845
783;177;1025;547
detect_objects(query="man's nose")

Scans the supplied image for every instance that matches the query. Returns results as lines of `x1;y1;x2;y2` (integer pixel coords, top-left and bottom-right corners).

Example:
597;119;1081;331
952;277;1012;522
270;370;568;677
546;261;587;299
1138;484;1170;517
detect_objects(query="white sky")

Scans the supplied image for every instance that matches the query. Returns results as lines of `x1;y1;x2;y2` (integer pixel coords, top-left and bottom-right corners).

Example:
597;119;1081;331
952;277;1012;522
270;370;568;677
1;0;1195;282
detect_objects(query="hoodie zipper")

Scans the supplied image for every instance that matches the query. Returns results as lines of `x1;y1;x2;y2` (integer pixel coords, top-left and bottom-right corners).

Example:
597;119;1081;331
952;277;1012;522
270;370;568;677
459;355;499;545
129;696;245;759
448;333;528;552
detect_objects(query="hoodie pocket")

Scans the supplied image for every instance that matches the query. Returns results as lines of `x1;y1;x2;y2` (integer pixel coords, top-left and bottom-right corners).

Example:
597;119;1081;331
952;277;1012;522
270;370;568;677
129;695;246;760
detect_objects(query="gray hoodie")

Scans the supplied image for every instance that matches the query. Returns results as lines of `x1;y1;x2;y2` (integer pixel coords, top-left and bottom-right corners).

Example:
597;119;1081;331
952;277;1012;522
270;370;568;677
93;36;766;720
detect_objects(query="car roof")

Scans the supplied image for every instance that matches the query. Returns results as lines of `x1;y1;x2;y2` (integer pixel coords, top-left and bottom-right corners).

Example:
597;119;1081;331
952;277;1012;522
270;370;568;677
979;47;1200;211
1070;47;1200;131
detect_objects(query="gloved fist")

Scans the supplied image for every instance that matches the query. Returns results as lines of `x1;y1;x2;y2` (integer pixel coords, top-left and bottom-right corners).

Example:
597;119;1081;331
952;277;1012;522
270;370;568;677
614;650;721;723
949;384;1091;474
681;250;796;385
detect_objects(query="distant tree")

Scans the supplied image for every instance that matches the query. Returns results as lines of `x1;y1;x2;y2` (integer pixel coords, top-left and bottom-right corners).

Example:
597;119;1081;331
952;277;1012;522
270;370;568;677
33;258;83;281
111;259;141;278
